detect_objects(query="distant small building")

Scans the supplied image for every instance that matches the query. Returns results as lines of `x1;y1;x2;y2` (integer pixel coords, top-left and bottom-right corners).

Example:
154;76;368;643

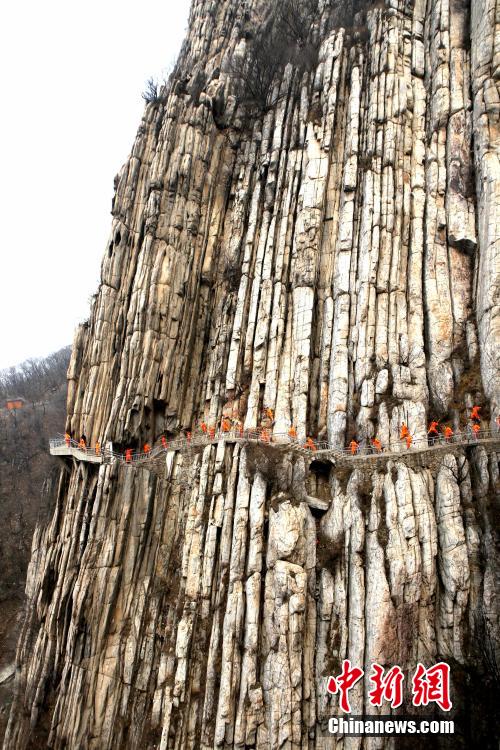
5;397;26;410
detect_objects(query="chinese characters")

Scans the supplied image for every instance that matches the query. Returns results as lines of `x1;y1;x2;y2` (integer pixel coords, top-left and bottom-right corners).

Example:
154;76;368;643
327;661;452;712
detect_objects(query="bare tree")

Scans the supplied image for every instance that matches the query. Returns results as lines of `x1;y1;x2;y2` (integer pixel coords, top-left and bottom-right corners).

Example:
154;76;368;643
275;0;319;48
142;77;161;104
229;0;320;115
229;32;286;112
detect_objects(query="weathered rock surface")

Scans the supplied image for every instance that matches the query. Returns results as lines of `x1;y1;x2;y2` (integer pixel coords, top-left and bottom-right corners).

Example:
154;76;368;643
4;0;500;748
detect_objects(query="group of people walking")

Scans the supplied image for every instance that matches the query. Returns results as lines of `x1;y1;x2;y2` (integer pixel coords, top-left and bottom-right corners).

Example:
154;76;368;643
349;405;488;455
64;433;101;456
62;404;496;463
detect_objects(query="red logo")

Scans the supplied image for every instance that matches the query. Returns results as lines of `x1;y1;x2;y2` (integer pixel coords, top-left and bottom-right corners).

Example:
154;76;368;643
327;659;364;713
368;663;404;708
326;662;452;713
412;662;452;711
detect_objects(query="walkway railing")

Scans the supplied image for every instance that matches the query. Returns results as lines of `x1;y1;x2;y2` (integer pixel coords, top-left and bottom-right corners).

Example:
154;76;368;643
49;428;500;467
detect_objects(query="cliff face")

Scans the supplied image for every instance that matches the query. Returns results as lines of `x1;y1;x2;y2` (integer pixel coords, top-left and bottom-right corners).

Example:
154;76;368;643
5;0;500;748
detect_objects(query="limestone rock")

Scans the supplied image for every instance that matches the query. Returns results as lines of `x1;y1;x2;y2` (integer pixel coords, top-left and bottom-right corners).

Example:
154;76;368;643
4;1;500;748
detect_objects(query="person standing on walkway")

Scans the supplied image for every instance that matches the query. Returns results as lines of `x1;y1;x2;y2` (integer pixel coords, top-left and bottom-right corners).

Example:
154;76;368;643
371;438;382;452
400;422;409;439
65;432;71;447
143;443;151;454
125;448;132;463
443;426;453;441
305;436;317;451
428;421;439;436
406;434;413;449
288;425;297;440
350;439;359;455
78;437;86;451
95;442;100;456
470;405;481;421
161;436;167;450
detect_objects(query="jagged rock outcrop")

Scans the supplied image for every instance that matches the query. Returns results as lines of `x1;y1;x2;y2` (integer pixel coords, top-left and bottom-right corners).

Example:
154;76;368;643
5;0;499;748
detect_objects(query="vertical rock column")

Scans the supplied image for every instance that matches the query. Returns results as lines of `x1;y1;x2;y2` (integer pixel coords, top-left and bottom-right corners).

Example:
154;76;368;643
471;0;500;421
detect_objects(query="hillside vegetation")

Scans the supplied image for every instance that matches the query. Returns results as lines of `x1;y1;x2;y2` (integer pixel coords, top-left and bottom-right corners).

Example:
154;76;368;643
0;347;69;740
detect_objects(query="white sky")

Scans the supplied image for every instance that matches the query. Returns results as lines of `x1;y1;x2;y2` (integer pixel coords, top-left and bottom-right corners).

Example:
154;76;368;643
0;0;190;369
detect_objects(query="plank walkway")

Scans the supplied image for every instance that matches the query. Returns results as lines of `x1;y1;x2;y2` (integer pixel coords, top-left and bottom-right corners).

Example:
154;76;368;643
50;429;500;472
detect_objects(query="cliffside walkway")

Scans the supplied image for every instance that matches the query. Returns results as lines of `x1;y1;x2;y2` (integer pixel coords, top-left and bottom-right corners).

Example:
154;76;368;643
50;429;500;471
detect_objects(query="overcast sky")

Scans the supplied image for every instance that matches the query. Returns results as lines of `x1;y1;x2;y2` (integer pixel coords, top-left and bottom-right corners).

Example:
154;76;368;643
0;0;190;370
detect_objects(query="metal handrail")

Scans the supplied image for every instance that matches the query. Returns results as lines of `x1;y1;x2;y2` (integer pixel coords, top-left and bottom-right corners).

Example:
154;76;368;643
50;427;500;465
